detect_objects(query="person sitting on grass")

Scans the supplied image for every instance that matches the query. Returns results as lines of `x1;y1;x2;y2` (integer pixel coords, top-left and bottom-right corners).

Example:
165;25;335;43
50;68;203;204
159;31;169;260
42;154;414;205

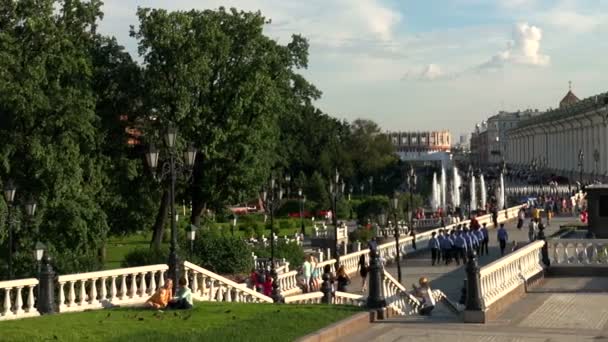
167;277;193;310
145;278;173;309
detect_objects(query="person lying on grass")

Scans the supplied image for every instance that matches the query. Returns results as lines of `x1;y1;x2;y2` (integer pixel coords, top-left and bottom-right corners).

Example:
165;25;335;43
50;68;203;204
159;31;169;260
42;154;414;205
145;278;173;309
167;276;193;310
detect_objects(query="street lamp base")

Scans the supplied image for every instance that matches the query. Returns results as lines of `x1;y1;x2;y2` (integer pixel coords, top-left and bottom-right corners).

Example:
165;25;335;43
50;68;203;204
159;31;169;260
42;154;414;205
168;250;181;292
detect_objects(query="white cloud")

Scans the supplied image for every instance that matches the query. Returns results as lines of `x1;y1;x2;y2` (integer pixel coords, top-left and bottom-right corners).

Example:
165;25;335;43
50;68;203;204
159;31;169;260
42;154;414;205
540;9;604;33
479;22;549;69
499;0;536;8
420;64;443;80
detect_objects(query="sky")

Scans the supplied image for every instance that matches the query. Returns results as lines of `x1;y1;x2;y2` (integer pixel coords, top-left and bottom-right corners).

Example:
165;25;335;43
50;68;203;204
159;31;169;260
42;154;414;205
97;0;608;137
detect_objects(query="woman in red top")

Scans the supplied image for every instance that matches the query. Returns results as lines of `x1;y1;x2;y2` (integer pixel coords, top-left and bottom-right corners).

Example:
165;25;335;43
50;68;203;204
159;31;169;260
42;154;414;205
250;269;259;291
263;274;273;297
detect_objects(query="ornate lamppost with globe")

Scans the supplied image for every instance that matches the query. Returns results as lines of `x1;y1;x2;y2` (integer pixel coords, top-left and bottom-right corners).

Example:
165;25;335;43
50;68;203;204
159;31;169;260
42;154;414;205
406;165;417;233
329;169;345;263
144;124;198;291
391;194;403;283
261;176;285;302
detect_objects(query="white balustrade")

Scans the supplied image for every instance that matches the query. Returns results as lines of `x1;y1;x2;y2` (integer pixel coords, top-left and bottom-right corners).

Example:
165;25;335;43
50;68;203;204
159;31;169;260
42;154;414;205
479;240;544;309
56;264;169;313
0;278;39;321
548;239;608;265
333;291;365;306
183;261;273;303
277;270;300;296
284;292;323;304
340;250;369;276
382;269;421;315
311;259;336;284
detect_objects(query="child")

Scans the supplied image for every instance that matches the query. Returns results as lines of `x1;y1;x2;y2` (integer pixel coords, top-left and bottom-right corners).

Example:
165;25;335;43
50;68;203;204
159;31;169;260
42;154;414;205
263;274;273;297
168;277;193;310
145;278;173;309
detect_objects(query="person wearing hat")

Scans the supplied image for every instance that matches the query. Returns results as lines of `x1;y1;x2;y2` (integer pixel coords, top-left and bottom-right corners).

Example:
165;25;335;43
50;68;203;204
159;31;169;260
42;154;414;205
412;277;436;316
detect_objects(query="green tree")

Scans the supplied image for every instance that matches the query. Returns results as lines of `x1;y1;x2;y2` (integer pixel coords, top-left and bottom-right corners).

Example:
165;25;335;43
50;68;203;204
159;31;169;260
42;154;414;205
0;0;108;276
131;7;316;247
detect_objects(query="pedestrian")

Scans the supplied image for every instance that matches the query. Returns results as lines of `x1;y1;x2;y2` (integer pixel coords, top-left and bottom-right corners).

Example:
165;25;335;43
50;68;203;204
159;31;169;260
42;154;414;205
357;254;368;293
310;256;319;291
480;223;489;256
412;277;436;316
517;207;525;229
303;255;312;293
440;230;453;265
474;227;484;256
336;265;350;292
492;207;499;228
429;232;440;266
453;230;467;264
497;223;508;256
437;229;445;261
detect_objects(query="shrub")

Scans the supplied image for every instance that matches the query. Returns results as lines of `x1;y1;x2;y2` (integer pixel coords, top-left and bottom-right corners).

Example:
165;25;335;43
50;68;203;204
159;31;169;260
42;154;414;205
253;222;265;239
279;219;292;230
349;227;375;244
252;241;306;269
122;247;169;268
276;199;302;217
355;196;389;225
187;230;252;274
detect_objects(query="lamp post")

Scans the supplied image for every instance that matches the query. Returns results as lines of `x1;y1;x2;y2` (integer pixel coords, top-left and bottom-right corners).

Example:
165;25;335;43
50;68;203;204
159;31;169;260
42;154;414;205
329;169;344;263
261;176;284;302
3;180;16;279
187;228;196;261
144;124;198;291
231;214;237;236
34;242;45;275
406;165;417;233
391;194;402;283
298;188;305;236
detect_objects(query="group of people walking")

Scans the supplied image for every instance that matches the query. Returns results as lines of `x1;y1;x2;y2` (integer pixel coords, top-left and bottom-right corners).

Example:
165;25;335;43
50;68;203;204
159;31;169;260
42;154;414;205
427;222;490;265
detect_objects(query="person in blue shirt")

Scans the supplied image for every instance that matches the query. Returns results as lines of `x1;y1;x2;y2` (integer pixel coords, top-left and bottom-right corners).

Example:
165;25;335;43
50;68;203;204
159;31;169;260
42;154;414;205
497;223;509;256
440;230;453;265
428;232;440;266
437;229;445;261
480;223;489;256
453;230;467;265
474;227;484;256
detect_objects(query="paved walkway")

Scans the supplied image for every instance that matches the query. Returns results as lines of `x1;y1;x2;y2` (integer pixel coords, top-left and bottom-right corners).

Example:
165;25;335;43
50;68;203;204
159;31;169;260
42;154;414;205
345;216;573;300
340;276;608;341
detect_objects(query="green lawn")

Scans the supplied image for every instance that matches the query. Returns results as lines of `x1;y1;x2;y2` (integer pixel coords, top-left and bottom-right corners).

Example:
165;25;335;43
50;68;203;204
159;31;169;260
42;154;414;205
105;233;162;269
0;302;361;342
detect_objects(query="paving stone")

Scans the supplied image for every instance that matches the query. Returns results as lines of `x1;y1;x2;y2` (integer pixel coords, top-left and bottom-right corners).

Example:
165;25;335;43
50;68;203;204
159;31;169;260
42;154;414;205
518;294;608;330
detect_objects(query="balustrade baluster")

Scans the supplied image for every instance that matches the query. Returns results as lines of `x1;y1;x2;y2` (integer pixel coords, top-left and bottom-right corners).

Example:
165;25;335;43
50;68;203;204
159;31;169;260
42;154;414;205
110;276;117;302
208;280;215;301
139;273;146;296
225;286;232;302
89;279;98;304
68;282;76;307
26;286;35;313
14;287;23;315
58;283;66;311
158;271;165;288
149;271;156;294
2;288;9;316
99;277;108;303
191;272;198;295
130;273;137;298
120;276;127;300
184;269;189;286
79;280;86;306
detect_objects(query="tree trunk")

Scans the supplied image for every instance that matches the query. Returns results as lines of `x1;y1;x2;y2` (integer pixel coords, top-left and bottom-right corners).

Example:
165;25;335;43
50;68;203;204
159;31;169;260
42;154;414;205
151;189;170;250
190;199;206;228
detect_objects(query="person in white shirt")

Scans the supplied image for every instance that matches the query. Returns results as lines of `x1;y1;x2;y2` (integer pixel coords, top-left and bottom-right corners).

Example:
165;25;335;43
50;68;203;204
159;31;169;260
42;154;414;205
412;277;436;316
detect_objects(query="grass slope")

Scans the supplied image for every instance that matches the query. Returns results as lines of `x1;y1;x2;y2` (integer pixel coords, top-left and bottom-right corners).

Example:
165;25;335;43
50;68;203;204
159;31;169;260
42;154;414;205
0;302;361;342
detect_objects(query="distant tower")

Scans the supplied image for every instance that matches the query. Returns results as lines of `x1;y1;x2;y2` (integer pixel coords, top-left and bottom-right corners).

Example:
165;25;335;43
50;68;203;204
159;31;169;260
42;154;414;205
559;81;579;108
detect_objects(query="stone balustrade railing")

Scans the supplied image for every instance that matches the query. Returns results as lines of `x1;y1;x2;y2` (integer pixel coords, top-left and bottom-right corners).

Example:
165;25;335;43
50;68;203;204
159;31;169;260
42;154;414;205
548;239;608;265
313;226;348;240
284;292;324;304
312;259;336;284
0;278;40;321
277;270;300;296
333;291;366;306
183;261;273;303
413;218;443;229
479;240;544;309
376;226;410;238
340;250;369;276
56;264;169;313
382;269;421;315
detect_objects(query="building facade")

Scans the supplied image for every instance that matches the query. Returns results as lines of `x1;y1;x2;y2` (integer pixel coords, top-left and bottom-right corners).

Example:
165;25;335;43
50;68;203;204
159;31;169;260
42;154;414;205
388;130;452;168
470;110;536;166
507;88;608;182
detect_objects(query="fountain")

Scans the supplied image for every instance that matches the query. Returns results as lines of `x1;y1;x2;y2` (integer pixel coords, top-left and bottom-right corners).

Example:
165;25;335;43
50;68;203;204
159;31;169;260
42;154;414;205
480;174;487;211
452;166;461;208
440;166;447;211
431;172;439;211
498;173;506;210
470;174;477;211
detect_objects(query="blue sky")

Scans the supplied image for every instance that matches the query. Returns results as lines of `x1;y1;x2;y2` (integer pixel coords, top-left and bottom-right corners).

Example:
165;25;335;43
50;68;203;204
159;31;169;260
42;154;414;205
98;0;608;137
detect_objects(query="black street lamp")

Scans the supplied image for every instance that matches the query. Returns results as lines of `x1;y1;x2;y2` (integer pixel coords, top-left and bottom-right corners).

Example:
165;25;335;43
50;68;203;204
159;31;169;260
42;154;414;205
144;124;197;291
406;165;417;233
298;188;306;236
391;194;403;283
261;176;284;302
3;180;16;279
187;228;196;261
329;169;344;263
